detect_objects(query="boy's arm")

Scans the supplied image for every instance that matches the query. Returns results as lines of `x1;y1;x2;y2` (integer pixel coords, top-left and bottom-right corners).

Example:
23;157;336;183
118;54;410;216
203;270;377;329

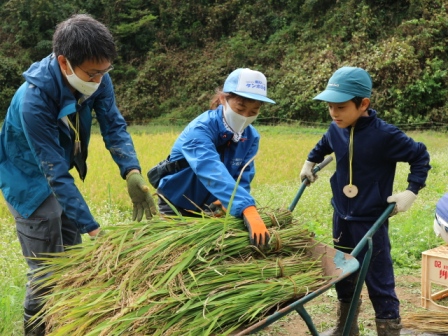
307;132;334;163
386;129;431;215
386;130;431;192
406;142;431;193
300;132;333;185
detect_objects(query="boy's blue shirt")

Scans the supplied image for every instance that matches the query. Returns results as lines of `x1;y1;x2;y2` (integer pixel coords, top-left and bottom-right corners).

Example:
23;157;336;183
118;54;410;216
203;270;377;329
308;109;430;221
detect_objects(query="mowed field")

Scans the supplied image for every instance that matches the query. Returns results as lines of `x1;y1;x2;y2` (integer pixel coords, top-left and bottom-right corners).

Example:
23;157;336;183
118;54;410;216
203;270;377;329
0;124;446;335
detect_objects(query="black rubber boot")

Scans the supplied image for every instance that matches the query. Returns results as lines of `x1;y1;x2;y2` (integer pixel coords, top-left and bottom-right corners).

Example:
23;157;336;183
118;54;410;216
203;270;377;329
320;300;361;336
375;317;402;336
24;309;46;336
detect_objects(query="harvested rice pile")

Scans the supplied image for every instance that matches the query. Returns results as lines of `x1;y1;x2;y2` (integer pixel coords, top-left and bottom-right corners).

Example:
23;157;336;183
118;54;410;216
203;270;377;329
402;311;448;334
37;208;329;336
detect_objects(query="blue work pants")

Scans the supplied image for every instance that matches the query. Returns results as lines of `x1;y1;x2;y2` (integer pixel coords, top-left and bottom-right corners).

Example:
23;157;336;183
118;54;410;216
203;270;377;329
332;212;400;319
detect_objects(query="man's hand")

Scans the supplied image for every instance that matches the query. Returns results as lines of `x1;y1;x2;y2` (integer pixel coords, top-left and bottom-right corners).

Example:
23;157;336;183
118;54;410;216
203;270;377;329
387;190;417;216
88;228;106;239
126;170;157;221
88;228;101;237
300;160;318;185
243;206;270;248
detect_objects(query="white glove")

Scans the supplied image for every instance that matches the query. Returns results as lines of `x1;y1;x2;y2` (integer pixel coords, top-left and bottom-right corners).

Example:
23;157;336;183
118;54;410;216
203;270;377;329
387;190;417;215
300;160;317;184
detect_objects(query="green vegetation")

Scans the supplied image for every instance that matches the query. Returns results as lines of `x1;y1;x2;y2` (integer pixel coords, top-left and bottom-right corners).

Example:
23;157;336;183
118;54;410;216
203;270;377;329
0;125;445;335
0;0;447;125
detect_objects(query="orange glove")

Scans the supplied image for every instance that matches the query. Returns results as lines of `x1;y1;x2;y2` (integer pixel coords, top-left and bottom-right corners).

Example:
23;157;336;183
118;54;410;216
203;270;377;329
209;200;227;217
213;200;226;210
242;206;270;248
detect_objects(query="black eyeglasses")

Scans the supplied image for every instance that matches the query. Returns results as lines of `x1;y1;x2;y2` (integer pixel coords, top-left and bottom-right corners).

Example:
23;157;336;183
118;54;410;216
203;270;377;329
77;64;114;80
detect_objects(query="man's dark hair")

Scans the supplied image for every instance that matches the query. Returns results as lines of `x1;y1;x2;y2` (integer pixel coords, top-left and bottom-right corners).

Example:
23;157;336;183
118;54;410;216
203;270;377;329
52;14;117;67
351;96;370;109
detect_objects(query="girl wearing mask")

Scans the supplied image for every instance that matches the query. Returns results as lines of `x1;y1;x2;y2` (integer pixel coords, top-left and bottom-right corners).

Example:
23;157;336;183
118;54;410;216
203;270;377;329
153;68;275;249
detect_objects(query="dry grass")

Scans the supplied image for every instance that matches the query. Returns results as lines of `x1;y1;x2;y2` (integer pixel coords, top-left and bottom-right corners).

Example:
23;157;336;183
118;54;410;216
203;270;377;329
402;310;448;333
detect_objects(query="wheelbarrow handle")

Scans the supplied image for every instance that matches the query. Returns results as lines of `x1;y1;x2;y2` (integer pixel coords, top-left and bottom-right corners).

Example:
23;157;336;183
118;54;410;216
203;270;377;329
288;156;334;212
350;202;395;257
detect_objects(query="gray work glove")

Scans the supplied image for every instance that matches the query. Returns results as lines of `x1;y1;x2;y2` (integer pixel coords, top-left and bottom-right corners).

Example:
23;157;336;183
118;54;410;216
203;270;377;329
300;160;318;185
387;190;417;216
126;171;158;221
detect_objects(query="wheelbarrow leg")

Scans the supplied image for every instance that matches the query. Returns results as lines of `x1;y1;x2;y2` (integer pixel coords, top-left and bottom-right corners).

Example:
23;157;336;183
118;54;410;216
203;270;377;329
296;305;320;336
341;205;394;335
342;237;373;336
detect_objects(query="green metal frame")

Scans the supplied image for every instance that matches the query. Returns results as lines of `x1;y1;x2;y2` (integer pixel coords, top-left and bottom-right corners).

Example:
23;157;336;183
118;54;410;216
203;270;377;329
339;202;395;335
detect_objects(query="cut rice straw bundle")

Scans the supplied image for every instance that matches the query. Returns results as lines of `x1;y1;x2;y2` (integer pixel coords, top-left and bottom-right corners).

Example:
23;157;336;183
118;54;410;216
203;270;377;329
35;208;329;335
402;310;448;334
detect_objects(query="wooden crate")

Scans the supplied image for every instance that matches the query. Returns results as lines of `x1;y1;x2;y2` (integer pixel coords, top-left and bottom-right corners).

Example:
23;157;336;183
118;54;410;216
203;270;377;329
421;245;448;311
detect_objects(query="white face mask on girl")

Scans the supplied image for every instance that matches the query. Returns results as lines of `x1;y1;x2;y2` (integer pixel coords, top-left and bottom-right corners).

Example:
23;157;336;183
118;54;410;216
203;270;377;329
223;100;258;134
65;60;100;96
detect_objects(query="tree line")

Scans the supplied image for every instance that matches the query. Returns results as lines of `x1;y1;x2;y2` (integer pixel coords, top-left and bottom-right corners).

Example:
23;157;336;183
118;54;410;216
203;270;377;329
0;0;446;126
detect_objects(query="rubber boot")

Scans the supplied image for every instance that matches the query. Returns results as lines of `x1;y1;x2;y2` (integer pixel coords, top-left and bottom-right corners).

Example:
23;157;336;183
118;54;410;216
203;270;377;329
375;318;402;336
320;300;361;336
24;309;46;336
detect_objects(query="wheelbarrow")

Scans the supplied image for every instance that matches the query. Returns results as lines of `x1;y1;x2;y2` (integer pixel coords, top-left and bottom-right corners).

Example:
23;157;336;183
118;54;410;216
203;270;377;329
234;156;396;336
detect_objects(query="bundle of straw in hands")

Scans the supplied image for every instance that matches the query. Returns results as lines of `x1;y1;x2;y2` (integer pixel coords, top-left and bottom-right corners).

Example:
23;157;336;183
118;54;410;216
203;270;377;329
36;208;328;336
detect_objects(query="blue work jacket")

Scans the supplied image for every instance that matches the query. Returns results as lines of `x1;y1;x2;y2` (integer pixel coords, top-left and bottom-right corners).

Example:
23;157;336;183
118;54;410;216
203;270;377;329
308;109;430;221
157;106;258;217
0;54;140;233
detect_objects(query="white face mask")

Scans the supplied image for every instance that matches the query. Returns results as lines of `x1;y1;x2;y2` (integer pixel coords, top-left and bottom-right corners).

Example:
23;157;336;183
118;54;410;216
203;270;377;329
65;60;100;96
223;100;258;134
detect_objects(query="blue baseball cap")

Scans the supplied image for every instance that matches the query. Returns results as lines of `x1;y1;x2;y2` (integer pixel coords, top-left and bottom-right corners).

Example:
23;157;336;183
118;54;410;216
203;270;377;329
223;68;276;104
313;67;372;103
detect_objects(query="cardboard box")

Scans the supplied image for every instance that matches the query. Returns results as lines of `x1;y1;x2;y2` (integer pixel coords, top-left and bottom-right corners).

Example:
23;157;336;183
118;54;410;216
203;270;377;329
421;245;448;311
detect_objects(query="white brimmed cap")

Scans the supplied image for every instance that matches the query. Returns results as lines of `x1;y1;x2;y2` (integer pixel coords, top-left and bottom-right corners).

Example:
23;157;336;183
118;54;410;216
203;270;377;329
223;68;276;104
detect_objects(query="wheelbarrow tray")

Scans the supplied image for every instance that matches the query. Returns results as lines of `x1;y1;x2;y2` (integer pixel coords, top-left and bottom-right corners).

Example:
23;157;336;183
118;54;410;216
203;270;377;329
233;240;359;336
235;203;395;336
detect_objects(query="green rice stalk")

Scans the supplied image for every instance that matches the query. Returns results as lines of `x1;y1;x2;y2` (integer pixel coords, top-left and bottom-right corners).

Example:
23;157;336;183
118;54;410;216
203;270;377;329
33;209;326;335
258;207;294;229
45;256;327;335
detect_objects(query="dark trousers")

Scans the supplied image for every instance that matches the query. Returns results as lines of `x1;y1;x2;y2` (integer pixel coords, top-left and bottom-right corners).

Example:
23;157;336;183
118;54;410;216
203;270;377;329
332;212;400;319
8;194;82;314
158;196;203;217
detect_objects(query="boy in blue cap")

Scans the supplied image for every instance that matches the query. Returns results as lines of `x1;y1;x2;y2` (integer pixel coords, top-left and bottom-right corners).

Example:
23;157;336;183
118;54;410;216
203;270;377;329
300;66;431;335
151;68;275;249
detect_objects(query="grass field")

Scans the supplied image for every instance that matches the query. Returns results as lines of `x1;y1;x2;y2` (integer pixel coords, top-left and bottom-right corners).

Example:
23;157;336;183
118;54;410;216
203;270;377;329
0;124;445;335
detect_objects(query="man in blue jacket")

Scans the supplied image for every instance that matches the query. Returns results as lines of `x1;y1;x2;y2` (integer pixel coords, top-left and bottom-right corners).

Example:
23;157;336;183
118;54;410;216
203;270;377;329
0;14;156;335
300;67;431;336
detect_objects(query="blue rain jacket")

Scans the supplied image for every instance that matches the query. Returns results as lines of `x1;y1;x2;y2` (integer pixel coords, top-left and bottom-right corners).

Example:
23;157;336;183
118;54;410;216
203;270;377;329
436;193;448;223
157;106;258;217
0;54;140;233
308;109;430;221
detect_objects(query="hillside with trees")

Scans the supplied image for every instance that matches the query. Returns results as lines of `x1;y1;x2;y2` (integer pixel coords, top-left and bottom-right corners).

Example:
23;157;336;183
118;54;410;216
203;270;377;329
0;0;446;126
